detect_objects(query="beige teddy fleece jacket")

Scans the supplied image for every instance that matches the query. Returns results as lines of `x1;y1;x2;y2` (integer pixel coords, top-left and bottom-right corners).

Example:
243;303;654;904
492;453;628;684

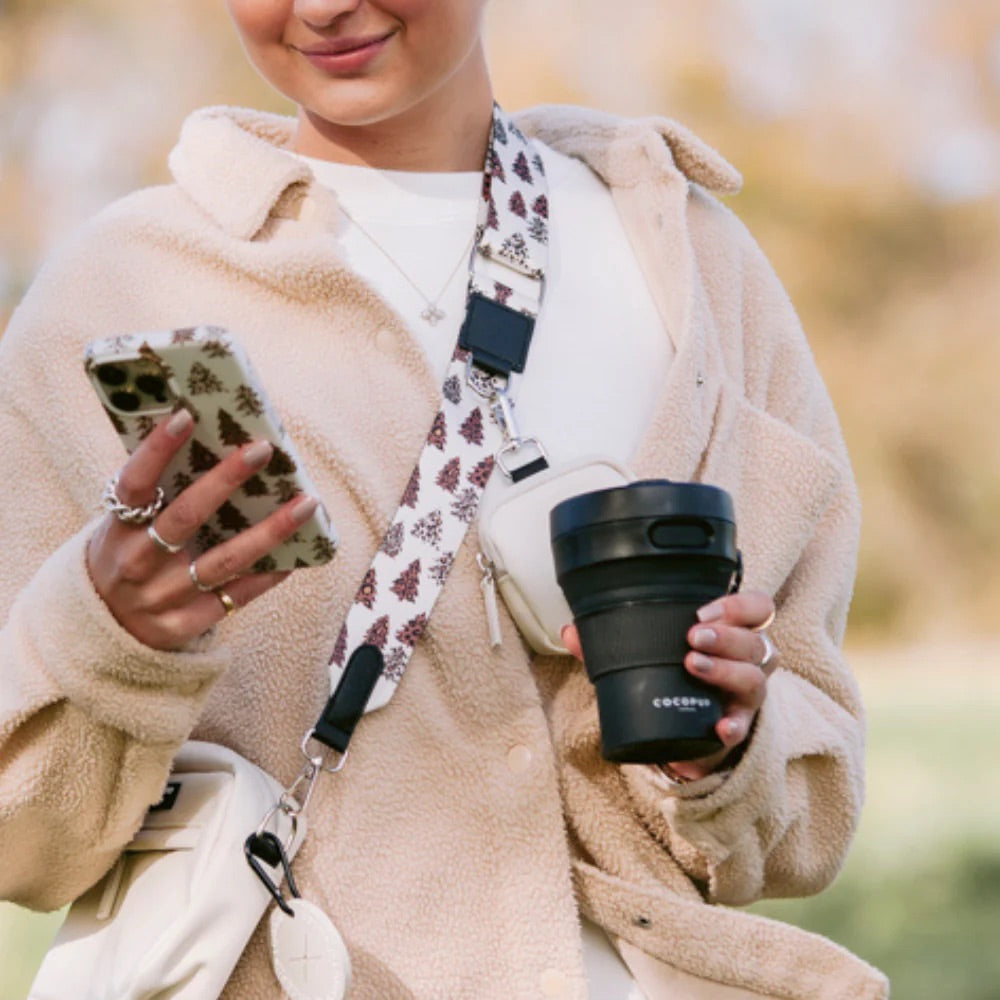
0;104;888;999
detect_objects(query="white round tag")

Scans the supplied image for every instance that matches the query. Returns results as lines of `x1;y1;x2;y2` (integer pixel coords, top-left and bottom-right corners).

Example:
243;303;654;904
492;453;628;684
269;897;351;1000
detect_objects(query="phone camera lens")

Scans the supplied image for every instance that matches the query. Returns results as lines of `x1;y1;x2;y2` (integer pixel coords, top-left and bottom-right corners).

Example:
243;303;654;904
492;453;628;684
110;390;141;412
96;364;128;387
135;374;167;401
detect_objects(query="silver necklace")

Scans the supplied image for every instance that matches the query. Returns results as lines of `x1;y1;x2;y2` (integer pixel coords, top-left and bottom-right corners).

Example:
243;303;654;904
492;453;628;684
338;205;474;326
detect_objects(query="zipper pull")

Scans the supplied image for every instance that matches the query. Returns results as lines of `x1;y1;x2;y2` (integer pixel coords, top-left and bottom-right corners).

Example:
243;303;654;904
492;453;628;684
477;553;503;649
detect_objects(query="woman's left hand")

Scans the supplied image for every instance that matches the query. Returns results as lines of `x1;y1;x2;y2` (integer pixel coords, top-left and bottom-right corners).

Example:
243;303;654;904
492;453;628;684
561;589;778;781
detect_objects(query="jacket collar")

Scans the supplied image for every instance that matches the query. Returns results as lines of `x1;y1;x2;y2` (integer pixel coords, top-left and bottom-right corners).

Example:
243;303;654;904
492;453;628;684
168;106;309;240
167;104;742;241
515;104;741;195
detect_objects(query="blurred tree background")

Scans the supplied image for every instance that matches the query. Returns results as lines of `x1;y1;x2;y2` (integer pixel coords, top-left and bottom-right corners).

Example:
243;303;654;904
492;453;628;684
1;1;999;996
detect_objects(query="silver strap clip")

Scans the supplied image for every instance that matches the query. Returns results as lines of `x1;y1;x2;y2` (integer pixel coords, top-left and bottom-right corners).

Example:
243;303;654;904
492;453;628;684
489;383;549;480
252;730;348;858
490;385;520;443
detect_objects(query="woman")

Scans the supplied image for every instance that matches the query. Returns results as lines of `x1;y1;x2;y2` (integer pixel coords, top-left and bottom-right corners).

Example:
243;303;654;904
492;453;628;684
0;1;887;997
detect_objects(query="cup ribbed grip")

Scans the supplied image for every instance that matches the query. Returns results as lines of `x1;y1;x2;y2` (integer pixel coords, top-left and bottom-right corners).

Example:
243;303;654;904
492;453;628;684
575;601;700;682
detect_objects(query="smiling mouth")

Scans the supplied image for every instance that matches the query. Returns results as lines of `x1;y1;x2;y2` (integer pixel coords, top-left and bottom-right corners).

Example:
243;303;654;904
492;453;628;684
297;31;396;59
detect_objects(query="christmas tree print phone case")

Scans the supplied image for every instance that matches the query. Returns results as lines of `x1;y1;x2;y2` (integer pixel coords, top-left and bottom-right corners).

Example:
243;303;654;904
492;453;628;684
85;325;337;571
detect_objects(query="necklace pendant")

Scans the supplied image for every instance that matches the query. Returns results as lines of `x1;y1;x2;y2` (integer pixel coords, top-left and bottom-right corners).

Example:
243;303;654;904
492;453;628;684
420;304;446;326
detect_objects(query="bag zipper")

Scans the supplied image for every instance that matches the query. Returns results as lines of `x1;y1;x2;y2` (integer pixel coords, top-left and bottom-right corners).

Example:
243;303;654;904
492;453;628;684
476;552;503;649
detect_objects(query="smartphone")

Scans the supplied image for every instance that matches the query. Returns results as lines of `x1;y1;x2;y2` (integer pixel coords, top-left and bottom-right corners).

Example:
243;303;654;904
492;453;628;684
84;325;337;572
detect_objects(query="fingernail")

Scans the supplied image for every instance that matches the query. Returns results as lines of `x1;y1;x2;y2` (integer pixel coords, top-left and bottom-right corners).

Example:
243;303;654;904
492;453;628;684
726;719;743;740
690;652;713;673
691;627;716;649
697;599;725;623
166;409;193;437
242;440;272;467
290;495;318;524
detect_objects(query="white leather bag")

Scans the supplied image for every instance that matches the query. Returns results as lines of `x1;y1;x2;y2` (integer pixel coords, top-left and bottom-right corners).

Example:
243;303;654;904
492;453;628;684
29;741;304;1000
478;456;635;654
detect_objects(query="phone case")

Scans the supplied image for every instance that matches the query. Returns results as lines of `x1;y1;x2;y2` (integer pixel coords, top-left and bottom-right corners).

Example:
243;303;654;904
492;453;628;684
85;325;337;572
478;456;635;655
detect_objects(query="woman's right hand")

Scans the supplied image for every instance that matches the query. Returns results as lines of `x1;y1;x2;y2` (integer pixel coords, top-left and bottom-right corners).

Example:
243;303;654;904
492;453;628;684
87;408;318;650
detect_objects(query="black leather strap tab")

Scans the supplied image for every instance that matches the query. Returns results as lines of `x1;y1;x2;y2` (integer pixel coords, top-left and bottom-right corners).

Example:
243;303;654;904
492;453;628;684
458;293;535;376
509;455;550;483
312;645;384;753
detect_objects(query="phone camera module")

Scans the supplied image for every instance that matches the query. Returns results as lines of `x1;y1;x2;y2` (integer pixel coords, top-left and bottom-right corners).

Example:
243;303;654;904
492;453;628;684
96;363;128;387
109;390;141;412
135;374;168;402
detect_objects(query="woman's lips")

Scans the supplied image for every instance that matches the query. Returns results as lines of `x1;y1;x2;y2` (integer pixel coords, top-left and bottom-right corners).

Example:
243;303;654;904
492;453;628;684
296;32;395;73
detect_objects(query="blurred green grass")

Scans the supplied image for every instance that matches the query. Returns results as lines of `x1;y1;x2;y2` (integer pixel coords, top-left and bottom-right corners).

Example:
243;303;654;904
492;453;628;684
2;643;998;998
751;643;1000;999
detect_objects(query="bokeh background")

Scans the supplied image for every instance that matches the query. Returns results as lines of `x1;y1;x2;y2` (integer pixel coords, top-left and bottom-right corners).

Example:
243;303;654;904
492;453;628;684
2;1;999;996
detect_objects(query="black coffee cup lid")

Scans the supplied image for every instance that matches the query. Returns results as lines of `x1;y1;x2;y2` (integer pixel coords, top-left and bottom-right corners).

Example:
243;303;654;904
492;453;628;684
550;480;735;538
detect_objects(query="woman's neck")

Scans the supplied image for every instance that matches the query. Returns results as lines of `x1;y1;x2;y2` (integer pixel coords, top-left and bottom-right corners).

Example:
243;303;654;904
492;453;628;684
291;72;495;172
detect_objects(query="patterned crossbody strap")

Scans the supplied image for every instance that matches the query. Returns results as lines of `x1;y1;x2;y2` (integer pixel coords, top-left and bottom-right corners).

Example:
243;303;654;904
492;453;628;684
323;105;549;716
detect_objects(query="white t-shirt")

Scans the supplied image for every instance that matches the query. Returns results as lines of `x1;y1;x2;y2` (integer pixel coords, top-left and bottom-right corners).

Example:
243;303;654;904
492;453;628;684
298;141;667;1000
299;141;672;498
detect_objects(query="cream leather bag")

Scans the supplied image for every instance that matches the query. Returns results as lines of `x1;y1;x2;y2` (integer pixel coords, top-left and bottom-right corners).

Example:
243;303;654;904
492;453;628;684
478;456;634;654
29;741;303;1000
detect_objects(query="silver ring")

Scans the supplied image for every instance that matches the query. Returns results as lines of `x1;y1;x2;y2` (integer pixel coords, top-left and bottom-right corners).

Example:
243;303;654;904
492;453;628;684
759;632;777;669
215;588;237;617
101;474;164;525
188;560;214;593
146;522;184;555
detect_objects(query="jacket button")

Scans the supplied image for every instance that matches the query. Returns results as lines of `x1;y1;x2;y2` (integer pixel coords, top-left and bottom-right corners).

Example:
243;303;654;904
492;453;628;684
539;968;568;997
506;745;533;775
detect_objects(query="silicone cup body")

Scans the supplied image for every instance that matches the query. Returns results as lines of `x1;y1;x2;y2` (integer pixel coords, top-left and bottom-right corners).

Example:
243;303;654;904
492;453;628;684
550;481;740;763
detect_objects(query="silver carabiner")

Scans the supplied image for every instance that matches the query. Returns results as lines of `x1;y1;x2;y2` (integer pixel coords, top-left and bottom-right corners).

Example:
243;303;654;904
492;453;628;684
278;762;322;821
490;386;521;444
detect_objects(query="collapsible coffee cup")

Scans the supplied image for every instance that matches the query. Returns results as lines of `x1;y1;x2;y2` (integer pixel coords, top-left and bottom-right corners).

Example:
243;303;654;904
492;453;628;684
550;480;742;763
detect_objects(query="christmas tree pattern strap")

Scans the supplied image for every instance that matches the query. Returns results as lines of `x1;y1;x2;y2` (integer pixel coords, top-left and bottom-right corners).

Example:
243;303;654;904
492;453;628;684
325;104;549;714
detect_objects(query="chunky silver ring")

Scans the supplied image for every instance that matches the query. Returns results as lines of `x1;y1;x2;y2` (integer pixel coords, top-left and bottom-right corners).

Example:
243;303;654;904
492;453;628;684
758;632;777;669
146;522;184;555
188;560;215;593
101;474;164;525
215;588;237;617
